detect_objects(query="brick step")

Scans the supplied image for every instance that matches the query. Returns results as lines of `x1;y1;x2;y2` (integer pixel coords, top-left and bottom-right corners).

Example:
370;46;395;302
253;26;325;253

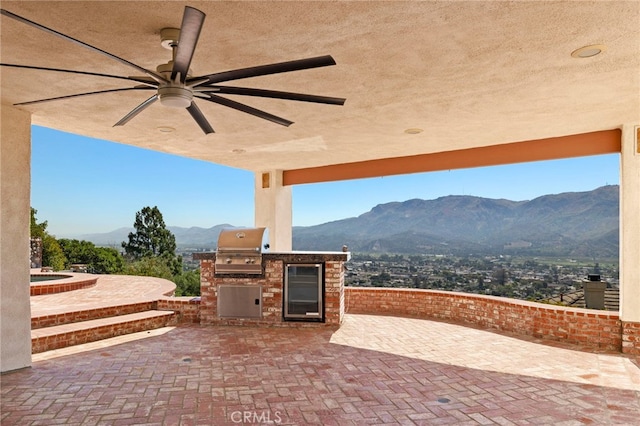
31;310;176;354
31;301;157;329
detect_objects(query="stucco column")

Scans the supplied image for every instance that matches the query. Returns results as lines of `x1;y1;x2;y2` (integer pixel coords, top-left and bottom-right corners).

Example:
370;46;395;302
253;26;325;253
254;170;292;251
0;105;32;372
620;124;640;354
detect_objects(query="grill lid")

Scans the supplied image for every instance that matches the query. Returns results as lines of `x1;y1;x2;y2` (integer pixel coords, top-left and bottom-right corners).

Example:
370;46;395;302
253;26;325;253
215;227;268;274
216;227;269;252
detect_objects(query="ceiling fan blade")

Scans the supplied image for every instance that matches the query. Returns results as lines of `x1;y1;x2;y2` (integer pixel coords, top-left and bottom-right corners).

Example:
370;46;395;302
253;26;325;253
0;9;167;84
0;63;158;86
201;85;346;105
191;55;337;86
113;95;159;127
172;6;205;83
13;87;154;106
186;102;214;134
201;94;293;127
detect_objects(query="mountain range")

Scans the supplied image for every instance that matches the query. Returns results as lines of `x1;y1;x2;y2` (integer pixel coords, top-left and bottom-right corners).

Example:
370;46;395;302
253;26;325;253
74;185;619;258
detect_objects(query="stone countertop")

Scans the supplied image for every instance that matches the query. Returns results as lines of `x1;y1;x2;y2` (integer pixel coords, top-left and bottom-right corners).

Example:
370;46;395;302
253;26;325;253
193;251;351;262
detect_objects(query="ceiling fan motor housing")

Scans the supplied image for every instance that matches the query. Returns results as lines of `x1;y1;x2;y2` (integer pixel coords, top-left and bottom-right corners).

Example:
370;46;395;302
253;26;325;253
156;61;193;108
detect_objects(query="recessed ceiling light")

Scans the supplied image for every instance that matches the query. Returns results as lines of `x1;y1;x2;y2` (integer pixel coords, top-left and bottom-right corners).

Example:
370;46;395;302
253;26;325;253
571;44;606;58
157;126;175;133
404;128;424;134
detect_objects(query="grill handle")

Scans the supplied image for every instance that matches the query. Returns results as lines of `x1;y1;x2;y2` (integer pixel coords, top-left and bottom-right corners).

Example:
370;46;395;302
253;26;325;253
217;247;261;252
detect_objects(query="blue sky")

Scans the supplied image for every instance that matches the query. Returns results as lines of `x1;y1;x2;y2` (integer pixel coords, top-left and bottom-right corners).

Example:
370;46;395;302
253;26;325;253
31;126;620;237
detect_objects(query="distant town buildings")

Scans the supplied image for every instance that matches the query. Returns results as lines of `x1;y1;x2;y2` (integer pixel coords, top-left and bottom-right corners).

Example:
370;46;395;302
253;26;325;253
345;253;619;310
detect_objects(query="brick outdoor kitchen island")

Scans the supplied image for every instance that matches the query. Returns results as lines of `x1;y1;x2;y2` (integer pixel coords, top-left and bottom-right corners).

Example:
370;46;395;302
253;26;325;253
193;252;350;327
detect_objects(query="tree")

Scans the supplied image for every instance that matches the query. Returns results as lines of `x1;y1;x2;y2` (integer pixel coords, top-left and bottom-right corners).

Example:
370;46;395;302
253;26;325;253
493;267;508;286
93;247;125;274
58;239;98;265
125;256;174;280
477;275;485;290
123;206;175;258
31;208;66;270
370;271;391;286
30;207;47;239
58;239;124;274
122;206;182;275
42;235;66;271
173;269;201;296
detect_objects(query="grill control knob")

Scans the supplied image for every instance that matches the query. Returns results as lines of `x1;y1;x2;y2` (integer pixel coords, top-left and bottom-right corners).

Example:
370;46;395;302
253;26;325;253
225;258;232;264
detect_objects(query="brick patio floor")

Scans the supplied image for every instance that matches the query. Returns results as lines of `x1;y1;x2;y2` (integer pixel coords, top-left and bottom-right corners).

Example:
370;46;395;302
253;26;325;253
2;313;640;425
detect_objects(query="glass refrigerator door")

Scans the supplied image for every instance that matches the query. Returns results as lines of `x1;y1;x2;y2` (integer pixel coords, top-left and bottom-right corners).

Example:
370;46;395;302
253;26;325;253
285;264;322;320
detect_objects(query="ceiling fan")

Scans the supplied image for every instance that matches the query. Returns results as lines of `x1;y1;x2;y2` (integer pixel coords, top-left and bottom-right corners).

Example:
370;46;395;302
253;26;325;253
0;6;345;134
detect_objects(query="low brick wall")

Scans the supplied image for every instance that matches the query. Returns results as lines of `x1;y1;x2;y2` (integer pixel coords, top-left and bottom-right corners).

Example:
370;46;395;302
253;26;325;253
325;261;345;325
622;321;640;355
345;287;624;352
158;297;201;324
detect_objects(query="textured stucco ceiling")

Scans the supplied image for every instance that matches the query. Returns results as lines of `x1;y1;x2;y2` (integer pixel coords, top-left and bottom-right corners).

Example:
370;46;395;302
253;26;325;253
1;1;638;173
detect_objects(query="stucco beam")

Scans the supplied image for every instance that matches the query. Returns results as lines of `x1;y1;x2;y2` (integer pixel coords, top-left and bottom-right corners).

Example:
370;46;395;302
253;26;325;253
283;130;621;186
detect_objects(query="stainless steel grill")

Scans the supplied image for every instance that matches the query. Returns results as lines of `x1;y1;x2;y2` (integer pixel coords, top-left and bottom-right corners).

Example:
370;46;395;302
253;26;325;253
215;227;269;274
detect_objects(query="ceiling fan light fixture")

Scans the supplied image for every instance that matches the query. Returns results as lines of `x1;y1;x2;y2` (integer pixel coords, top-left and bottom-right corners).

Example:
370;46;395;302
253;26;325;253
158;86;193;108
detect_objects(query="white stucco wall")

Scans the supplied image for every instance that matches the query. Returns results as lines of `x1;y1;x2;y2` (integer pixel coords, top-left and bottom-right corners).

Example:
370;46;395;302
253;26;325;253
620;124;640;323
0;105;32;372
254;170;292;251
